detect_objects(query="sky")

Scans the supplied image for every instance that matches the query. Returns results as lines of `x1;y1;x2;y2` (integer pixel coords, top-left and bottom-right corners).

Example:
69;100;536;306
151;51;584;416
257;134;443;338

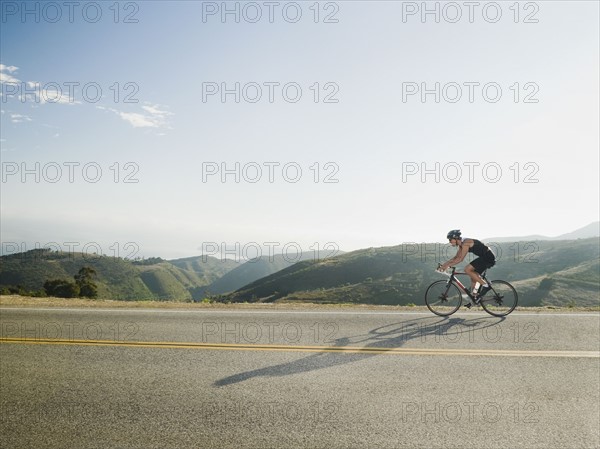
1;1;598;260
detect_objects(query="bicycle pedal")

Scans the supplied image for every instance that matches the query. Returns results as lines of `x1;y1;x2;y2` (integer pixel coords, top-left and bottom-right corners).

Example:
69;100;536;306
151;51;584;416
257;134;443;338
464;303;472;309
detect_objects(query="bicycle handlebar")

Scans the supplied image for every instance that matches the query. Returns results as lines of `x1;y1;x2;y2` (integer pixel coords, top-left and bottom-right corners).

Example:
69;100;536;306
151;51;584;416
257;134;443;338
435;264;453;276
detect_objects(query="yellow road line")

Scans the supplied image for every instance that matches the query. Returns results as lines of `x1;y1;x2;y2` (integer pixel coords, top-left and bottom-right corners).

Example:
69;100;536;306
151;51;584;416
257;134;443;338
1;338;598;358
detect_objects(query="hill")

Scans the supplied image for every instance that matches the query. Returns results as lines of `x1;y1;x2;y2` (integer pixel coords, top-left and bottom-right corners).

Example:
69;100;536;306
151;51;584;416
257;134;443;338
0;250;237;301
222;238;600;308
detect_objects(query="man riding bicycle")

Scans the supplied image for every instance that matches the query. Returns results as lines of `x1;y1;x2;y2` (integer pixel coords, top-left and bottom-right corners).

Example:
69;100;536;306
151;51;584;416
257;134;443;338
438;230;496;303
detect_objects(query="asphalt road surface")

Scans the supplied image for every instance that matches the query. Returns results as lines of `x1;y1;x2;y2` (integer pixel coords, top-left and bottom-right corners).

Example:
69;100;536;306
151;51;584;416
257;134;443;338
1;307;599;449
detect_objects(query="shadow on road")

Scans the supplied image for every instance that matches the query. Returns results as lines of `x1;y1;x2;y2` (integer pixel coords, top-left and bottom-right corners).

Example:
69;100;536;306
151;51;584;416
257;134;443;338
214;315;505;387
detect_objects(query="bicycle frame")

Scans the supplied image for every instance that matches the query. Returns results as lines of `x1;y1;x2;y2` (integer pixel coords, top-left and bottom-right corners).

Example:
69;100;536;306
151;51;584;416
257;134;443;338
438;267;488;300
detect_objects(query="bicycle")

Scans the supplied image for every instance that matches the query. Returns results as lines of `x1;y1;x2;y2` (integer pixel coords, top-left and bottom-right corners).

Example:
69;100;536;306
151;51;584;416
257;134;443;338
424;265;518;317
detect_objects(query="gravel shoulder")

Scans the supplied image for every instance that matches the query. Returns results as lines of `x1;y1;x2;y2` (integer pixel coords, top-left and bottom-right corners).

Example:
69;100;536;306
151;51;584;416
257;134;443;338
0;295;597;313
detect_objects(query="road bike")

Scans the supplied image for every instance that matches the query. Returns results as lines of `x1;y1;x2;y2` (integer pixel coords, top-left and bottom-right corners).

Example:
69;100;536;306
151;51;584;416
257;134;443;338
425;265;518;317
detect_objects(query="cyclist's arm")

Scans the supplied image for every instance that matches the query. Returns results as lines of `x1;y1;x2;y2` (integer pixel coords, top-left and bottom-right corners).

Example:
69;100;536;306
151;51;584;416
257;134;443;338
440;242;471;270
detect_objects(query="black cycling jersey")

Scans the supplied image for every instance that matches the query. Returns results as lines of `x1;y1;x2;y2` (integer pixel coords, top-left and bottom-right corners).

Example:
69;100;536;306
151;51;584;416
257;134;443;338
464;238;495;259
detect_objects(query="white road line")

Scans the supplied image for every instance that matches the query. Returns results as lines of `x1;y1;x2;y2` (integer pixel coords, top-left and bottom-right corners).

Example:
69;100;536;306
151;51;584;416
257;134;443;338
0;307;598;317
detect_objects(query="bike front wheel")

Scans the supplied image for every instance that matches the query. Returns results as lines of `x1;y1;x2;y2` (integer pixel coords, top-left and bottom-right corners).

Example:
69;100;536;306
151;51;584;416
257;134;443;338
480;280;518;316
425;280;463;316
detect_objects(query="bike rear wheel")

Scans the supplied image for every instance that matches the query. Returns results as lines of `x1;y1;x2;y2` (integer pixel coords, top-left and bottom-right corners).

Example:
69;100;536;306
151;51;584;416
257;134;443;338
480;280;518;316
425;280;462;316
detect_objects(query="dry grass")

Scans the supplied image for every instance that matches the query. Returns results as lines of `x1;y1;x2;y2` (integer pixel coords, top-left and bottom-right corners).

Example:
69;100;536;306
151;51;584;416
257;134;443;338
0;295;597;313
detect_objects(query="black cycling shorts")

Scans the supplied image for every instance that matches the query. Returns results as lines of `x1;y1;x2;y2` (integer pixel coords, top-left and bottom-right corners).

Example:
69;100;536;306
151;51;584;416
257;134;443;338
470;256;496;274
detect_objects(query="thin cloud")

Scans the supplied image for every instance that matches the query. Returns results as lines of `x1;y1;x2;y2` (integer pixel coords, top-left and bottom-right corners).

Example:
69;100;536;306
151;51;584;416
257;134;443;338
0;64;21;87
0;64;78;104
2;64;173;130
118;111;159;128
10;113;32;123
98;103;174;130
0;72;20;84
141;104;173;117
0;64;18;73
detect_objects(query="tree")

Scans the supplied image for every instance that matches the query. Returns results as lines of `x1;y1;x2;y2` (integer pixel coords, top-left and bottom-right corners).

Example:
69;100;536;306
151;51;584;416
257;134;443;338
41;266;98;299
74;266;96;284
75;266;98;298
43;279;80;298
79;281;98;298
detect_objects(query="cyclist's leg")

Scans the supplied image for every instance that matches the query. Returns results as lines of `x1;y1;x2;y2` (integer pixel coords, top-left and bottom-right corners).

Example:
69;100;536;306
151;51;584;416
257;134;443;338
479;258;496;295
465;259;488;291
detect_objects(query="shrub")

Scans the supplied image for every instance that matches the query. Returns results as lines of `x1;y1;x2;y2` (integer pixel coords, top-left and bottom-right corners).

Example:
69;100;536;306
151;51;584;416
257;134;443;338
43;279;80;298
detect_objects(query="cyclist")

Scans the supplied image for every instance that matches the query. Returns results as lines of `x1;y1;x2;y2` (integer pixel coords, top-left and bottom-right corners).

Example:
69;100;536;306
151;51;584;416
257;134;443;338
438;230;496;303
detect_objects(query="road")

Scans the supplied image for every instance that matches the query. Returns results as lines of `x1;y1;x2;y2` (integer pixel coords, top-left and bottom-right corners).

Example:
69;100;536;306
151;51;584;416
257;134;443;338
1;307;599;448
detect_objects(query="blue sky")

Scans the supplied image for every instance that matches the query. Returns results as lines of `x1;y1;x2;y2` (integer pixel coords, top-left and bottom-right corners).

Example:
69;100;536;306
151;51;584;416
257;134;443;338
1;1;598;259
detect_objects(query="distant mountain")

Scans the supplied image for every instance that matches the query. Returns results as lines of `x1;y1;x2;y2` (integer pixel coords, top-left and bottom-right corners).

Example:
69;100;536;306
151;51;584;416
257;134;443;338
223;238;600;308
193;251;344;300
485;221;599;243
168;255;240;285
0;250;237;301
553;222;600;240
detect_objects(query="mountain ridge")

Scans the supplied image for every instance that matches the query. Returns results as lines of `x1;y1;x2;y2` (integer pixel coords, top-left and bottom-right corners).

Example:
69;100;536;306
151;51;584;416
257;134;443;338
484;221;599;242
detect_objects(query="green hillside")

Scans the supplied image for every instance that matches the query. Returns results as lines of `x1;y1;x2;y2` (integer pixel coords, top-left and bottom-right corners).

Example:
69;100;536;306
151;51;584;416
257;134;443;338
196;251;343;300
222;239;600;307
168;256;239;285
194;255;291;299
0;250;237;301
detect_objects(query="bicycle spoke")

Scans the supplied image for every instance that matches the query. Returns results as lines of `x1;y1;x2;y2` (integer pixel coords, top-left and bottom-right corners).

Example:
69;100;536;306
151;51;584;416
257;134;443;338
480;280;518;316
425;281;462;316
